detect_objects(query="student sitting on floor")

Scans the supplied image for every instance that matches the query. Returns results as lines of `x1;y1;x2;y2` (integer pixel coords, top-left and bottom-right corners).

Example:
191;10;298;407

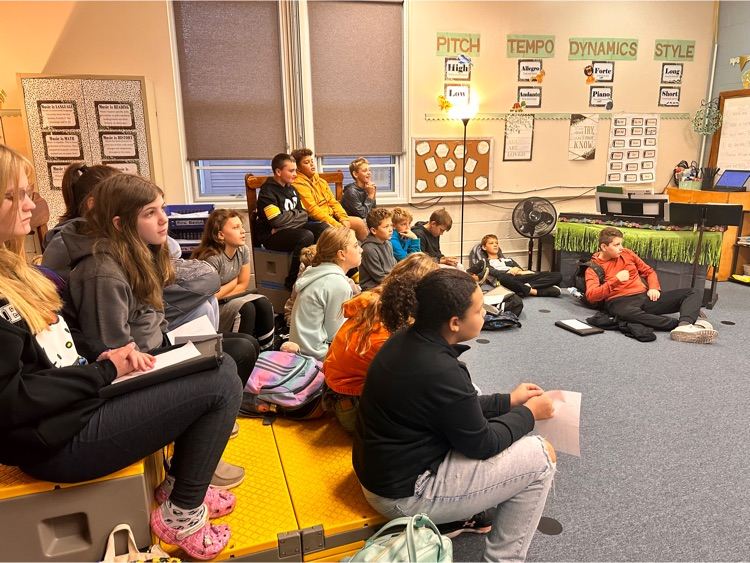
254;153;328;290
291;148;368;241
323;253;437;432
0;144;241;560
289;226;362;361
389;206;421;261
470;233;562;297
353;268;557;557
359;207;396;290
62;174;258;490
412;207;459;266
586;226;718;344
191;209;275;351
340;157;377;223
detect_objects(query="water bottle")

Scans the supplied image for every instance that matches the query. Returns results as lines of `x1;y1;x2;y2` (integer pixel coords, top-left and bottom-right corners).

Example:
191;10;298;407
568;287;583;300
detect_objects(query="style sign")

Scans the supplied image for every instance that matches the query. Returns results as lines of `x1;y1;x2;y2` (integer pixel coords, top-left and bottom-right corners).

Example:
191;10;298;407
518;59;543;81
658;86;681;107
592;61;615;82
518;86;542;108
444;57;471;81
445;84;471;106
589;86;613;107
661;63;683;84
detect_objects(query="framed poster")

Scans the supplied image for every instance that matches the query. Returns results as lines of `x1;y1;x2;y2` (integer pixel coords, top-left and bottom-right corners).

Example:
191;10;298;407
412;137;493;196
589;86;613;107
503;115;534;161
37;101;79;129
661;63;683;84
658;86;680;107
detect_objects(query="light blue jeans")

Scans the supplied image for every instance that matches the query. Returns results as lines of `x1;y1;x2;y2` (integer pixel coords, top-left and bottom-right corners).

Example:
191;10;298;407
361;435;555;562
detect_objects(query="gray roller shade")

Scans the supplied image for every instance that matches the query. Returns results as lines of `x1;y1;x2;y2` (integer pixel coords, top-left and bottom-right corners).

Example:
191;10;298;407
173;1;286;160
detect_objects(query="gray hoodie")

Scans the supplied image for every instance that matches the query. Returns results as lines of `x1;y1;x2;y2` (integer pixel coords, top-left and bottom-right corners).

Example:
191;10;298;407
288;262;353;361
62;231;168;351
359;234;396;290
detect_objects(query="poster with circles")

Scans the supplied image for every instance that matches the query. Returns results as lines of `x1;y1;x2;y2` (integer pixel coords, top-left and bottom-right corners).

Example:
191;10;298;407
412;137;493;197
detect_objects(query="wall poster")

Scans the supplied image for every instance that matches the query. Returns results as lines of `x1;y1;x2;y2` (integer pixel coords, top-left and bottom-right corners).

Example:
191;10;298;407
606;113;659;184
503;115;534;161
568;114;599;160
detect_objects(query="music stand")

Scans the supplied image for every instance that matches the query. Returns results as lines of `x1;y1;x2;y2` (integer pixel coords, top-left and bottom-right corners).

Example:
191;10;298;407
666;203;744;288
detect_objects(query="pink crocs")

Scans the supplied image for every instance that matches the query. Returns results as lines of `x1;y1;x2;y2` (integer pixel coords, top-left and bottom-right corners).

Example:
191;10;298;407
154;484;236;518
150;505;231;561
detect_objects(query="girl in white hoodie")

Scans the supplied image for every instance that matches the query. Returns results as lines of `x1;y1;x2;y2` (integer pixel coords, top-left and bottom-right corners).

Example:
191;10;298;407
289;226;362;360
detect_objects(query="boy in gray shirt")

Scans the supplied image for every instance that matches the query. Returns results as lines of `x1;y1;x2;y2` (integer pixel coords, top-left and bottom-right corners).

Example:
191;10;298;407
359;208;396;290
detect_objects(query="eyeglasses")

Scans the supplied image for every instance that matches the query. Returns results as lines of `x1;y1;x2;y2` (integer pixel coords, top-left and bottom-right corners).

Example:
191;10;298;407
4;184;35;202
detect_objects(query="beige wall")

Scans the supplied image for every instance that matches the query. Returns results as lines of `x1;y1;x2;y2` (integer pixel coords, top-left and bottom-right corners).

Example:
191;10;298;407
0;1;186;204
405;1;716;262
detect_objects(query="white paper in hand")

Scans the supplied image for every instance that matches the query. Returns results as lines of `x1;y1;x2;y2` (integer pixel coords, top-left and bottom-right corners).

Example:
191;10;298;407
535;390;582;457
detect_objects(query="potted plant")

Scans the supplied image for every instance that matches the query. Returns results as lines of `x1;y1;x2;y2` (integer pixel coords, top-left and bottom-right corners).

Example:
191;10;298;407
0;89;6;109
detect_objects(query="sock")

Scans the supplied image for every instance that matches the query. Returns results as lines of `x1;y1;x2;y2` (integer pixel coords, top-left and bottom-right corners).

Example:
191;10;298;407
678;321;691;327
158;474;176;498
161;499;206;531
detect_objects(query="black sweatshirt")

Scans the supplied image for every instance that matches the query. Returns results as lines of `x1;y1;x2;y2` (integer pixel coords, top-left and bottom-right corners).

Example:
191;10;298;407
352;325;535;499
254;178;309;244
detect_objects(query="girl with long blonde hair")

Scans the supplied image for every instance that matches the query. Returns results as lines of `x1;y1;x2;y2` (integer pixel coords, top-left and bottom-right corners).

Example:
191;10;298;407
0;144;241;559
289;226;362;360
322;252;438;432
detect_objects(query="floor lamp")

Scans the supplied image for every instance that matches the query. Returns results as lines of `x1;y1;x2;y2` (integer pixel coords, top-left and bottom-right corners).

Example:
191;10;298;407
451;102;479;263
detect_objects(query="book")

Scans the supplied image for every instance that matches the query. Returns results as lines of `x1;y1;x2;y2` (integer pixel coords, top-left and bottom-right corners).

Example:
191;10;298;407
555;319;604;336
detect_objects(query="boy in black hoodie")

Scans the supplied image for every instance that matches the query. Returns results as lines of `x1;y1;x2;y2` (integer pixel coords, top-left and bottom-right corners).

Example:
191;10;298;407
254;153;328;289
411;207;458;266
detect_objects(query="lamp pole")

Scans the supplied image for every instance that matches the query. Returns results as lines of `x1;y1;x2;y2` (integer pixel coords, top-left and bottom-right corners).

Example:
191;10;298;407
460;116;470;263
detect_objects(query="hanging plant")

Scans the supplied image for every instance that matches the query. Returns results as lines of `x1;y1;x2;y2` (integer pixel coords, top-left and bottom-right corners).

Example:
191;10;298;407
692;97;722;135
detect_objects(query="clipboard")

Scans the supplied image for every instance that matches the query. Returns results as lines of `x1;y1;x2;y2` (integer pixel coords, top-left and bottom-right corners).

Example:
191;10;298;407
99;335;224;399
555;319;604;336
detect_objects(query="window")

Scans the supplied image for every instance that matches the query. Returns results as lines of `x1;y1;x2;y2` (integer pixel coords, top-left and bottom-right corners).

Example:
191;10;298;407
193;160;272;199
319;156;398;196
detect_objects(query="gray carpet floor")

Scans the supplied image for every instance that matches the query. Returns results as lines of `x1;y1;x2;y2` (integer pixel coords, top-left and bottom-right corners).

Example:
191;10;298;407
451;280;750;562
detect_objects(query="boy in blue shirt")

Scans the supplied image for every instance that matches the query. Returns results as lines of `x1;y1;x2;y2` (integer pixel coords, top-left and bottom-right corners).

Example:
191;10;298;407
390;207;421;261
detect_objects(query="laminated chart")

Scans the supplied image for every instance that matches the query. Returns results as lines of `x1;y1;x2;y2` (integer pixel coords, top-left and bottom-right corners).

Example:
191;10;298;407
412;138;493;196
606;113;660;185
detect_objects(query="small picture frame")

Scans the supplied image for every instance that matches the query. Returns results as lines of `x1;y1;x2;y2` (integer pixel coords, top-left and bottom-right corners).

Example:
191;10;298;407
518;59;543;82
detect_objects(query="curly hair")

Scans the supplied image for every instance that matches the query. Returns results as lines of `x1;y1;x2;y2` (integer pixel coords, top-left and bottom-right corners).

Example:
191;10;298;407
366;206;393;230
345;253;438;354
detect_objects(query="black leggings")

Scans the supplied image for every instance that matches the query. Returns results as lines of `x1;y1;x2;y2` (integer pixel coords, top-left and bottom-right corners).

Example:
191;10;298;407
238;298;275;351
221;332;259;387
21;357;242;509
498;271;563;296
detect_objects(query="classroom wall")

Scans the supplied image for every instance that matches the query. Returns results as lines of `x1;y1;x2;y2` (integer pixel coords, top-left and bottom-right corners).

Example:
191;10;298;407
0;1;186;203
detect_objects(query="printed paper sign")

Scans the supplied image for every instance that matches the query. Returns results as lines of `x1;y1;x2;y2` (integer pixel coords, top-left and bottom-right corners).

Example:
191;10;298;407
658;86;681;107
518;87;542;108
653;39;695;61
38;101;78;128
592;61;615;82
569;37;638;60
47;162;71;189
445;83;471;106
606;113;659;184
661;63;683;84
589;86;613;107
445;57;471;81
100;133;138;158
43;133;82;159
568;114;599;160
105;161;139;175
503;115;534;161
95;102;135;128
518;59;543;81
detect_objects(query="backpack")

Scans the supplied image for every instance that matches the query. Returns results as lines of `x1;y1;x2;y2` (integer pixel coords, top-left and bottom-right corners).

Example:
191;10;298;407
570;253;605;310
239;351;325;423
482;310;522;330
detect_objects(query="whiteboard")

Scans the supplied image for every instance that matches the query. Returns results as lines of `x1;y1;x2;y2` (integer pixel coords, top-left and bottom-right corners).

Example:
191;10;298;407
709;89;750;171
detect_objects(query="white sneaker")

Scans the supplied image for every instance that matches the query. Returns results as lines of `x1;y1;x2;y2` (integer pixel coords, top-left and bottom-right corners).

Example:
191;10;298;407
670;324;718;344
694;319;714;330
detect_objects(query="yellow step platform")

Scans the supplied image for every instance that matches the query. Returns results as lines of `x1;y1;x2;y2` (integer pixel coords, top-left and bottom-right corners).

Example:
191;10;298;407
0;455;161;561
159;415;385;562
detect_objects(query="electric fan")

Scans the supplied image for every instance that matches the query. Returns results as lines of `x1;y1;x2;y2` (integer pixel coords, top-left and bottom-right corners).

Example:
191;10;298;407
511;197;557;270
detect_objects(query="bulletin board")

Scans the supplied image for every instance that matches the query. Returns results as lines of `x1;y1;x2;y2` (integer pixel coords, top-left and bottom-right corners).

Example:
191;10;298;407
707;88;750;172
412;137;493;197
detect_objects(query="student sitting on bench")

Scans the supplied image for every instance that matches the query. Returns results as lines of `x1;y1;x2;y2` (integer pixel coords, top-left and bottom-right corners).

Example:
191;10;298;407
470;233;562;297
585;227;718;344
292;148;368;241
255;153;329;290
340;157;377;223
353;268;557;558
0;145;241;560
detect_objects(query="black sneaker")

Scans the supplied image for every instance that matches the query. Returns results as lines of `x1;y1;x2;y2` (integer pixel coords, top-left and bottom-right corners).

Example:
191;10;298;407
437;510;493;539
467;259;490;285
537;285;561;297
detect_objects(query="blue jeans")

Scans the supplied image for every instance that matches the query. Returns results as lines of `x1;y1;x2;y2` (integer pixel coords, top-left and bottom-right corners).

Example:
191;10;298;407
361;435;555;562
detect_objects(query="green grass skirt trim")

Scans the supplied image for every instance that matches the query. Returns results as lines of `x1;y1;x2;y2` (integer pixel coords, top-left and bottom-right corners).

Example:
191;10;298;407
554;223;722;265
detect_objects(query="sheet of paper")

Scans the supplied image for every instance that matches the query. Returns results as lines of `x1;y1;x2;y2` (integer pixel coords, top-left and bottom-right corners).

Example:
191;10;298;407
535;390;582;457
167;315;216;345
111;341;201;385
